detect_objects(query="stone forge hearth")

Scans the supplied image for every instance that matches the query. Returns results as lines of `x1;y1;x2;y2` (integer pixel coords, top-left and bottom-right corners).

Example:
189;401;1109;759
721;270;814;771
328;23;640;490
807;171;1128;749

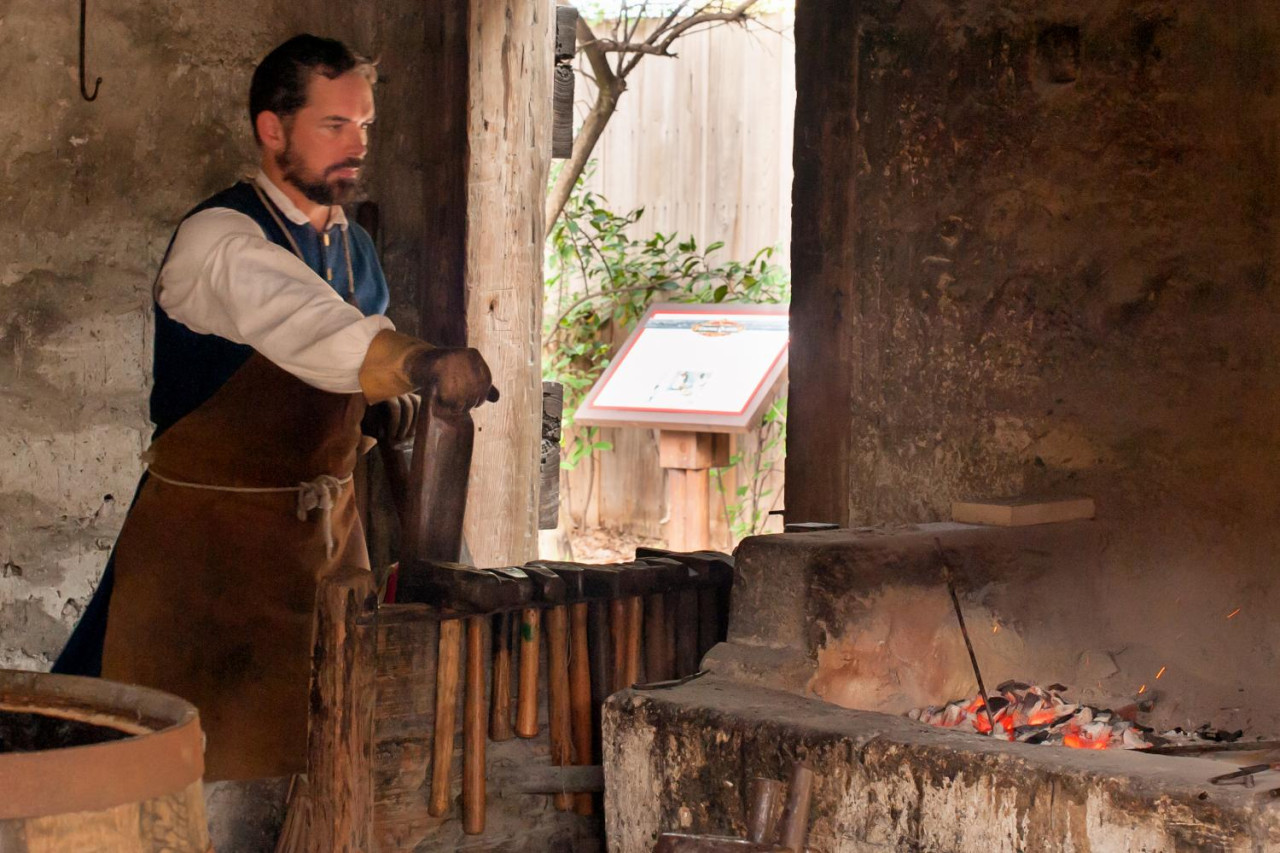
603;523;1280;851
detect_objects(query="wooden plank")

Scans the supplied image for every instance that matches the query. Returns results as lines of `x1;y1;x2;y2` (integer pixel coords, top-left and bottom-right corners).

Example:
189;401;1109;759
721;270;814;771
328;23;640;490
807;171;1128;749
951;497;1096;527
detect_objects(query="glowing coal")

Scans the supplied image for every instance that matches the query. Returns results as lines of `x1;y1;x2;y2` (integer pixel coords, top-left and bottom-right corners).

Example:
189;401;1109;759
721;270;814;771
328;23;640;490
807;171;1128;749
909;681;1155;750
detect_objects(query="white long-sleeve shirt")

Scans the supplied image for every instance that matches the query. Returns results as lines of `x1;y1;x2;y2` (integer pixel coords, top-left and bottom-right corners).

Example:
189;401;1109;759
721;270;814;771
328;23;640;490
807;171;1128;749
155;171;393;393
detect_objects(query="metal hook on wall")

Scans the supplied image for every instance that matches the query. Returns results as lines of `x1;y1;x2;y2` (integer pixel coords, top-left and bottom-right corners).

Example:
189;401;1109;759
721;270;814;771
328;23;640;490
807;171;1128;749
79;0;102;101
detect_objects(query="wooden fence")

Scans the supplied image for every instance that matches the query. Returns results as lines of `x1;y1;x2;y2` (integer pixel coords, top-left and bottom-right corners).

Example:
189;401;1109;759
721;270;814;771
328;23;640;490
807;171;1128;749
558;14;795;548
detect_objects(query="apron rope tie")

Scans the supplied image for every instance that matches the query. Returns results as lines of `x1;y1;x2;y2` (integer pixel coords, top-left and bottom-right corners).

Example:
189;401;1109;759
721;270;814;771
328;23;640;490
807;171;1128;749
144;463;353;559
295;474;349;558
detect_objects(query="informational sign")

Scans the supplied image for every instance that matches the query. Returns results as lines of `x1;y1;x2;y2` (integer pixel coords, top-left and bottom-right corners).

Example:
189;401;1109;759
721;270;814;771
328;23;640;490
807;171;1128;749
574;302;789;433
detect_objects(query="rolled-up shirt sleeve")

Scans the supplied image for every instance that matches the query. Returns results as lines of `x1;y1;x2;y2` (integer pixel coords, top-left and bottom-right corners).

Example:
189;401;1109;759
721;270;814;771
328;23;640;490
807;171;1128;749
156;207;393;393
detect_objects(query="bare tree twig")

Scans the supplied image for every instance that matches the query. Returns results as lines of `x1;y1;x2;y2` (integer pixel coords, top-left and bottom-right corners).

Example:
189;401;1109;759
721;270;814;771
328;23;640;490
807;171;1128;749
544;0;767;233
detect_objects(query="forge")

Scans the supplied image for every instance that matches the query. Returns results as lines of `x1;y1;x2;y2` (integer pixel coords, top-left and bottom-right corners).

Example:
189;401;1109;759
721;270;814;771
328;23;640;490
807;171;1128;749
604;521;1280;851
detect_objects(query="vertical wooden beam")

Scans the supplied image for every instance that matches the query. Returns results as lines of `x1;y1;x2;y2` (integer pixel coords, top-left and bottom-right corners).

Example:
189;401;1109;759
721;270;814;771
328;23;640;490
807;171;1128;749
786;0;861;527
463;0;553;567
419;3;471;348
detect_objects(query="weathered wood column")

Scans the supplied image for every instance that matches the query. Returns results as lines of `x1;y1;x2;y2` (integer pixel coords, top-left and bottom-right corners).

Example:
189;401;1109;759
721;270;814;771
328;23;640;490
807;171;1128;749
464;0;552;566
785;0;860;527
420;0;552;566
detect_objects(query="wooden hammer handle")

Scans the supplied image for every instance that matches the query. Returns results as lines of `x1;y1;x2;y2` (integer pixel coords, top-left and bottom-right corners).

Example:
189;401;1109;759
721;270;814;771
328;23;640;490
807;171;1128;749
545;605;572;811
428;618;463;817
463;616;486;834
644;593;672;682
610;598;627;693
623;596;642;688
515;607;541;737
489;612;514;741
568;602;594;815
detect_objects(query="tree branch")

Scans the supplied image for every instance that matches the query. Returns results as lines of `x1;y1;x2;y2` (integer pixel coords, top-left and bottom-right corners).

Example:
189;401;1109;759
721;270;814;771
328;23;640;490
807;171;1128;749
545;0;766;233
622;0;760;76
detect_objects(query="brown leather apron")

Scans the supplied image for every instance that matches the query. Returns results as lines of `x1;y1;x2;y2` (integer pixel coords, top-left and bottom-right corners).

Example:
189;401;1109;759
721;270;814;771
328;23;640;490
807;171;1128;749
101;354;369;782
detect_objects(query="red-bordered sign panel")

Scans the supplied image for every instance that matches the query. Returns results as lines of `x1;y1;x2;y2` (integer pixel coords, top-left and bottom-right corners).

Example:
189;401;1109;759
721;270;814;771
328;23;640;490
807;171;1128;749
573;302;789;433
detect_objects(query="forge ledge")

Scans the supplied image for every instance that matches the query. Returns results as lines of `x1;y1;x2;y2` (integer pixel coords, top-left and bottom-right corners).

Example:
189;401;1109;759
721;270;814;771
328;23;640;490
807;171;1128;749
603;675;1280;853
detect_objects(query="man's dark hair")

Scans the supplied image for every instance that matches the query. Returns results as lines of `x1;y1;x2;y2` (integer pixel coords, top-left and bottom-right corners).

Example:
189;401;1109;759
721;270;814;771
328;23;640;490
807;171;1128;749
249;34;376;143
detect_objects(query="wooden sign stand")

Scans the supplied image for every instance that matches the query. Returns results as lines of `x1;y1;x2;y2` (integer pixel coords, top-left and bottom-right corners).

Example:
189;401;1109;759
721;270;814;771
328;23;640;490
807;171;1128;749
574;303;789;553
658;431;731;551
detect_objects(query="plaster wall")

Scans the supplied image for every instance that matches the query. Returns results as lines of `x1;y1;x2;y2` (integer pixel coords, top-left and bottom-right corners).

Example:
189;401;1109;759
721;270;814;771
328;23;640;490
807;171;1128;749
0;1;428;668
788;1;1280;593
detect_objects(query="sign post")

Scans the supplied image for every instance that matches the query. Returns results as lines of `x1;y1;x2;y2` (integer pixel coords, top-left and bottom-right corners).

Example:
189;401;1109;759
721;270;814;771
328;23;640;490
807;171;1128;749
574;303;789;551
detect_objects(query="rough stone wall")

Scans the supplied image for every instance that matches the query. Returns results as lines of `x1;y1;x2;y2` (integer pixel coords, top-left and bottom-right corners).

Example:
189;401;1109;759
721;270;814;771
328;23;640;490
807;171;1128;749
789;2;1280;582
0;2;427;668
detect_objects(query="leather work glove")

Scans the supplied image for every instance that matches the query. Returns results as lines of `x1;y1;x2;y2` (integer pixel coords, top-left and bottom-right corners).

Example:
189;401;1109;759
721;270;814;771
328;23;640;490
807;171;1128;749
406;346;501;415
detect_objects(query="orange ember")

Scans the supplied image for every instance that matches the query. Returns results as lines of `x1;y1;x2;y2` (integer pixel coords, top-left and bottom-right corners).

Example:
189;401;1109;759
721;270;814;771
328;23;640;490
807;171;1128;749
1063;728;1112;750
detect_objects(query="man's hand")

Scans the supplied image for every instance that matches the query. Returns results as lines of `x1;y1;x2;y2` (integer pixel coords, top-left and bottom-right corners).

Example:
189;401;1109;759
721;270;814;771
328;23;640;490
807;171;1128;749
364;392;422;450
406;347;500;414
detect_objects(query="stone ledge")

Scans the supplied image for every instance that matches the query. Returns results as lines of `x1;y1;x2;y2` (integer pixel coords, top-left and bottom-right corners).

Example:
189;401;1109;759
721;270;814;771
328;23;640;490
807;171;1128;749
603;676;1280;852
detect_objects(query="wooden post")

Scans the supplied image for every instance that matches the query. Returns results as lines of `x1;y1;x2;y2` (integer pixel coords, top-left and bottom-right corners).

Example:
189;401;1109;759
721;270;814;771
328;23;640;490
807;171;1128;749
659;431;730;552
296;567;377;853
787;0;860;528
463;0;552;567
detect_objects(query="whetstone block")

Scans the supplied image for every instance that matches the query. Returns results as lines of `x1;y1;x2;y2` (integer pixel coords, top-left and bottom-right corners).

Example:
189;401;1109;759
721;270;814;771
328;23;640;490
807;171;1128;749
951;496;1095;527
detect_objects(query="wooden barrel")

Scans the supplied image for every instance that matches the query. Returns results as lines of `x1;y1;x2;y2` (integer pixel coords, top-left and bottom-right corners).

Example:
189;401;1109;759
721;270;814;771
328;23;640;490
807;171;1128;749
0;669;209;852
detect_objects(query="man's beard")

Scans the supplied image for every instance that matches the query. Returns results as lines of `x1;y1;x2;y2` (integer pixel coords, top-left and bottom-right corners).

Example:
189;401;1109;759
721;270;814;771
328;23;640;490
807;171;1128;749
277;143;364;206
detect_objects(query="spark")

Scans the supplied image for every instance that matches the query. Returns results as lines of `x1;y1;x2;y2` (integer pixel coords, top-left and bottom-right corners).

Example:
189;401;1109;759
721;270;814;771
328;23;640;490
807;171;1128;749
992;622;1001;634
1155;666;1166;680
1137;684;1148;695
1227;608;1241;620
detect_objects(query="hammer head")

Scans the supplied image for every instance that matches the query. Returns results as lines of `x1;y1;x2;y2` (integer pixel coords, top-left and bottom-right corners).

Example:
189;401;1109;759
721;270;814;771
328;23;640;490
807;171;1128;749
636;548;735;587
524;560;586;601
396;559;533;613
630;556;695;593
514;563;567;604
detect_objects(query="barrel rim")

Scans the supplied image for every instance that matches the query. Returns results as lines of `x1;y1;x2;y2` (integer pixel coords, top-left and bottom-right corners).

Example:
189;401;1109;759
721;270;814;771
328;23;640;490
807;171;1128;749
0;669;205;820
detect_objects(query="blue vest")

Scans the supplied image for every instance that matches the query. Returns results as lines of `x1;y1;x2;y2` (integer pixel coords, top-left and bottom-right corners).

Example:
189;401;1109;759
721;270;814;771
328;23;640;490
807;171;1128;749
150;182;389;437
